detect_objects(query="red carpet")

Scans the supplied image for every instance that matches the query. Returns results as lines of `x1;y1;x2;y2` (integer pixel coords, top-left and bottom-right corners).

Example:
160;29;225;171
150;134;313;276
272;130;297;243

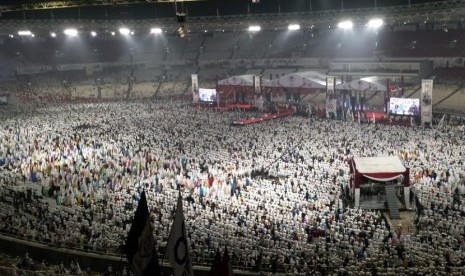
213;103;254;111
232;110;294;125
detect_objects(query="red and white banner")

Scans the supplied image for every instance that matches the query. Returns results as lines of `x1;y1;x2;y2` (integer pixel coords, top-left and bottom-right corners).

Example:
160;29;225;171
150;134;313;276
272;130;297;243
253;75;263;109
326;77;337;118
421;79;433;127
192;74;199;103
253;75;261;94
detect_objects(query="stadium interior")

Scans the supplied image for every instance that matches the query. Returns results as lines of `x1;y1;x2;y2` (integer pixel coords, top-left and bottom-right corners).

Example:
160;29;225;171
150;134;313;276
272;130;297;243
1;0;465;275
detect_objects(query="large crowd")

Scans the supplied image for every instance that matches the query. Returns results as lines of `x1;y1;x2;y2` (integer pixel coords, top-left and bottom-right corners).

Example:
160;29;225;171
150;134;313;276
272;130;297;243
0;100;465;275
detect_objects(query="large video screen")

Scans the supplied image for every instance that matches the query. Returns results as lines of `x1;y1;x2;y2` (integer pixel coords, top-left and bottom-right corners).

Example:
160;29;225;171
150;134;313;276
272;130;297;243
389;97;419;116
199;88;217;102
0;95;8;106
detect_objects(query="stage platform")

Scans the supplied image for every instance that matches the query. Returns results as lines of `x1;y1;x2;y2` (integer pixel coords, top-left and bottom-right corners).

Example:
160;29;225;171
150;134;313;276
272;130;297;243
358;195;404;210
232;110;294;125
213;103;254;111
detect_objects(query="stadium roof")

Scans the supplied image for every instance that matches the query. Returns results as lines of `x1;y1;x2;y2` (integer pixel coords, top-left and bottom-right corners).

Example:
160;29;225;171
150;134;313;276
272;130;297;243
0;1;452;16
0;1;463;36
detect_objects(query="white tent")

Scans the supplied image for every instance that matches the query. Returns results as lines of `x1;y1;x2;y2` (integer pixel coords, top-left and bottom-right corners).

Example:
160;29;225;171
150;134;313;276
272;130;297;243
335;76;387;91
350;156;410;209
263;71;327;88
218;75;255;86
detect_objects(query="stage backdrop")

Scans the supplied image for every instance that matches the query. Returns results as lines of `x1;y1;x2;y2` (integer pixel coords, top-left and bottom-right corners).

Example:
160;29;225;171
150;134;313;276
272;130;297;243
326;76;337;118
421;79;433;127
192;74;199;103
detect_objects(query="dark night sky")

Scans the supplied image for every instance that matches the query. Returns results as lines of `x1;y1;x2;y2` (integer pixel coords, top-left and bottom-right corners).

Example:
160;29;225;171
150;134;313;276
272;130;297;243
0;0;446;20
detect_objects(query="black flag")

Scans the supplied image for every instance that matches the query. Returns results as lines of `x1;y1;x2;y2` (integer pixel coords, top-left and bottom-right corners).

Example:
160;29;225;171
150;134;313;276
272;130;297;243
125;191;161;276
208;248;222;276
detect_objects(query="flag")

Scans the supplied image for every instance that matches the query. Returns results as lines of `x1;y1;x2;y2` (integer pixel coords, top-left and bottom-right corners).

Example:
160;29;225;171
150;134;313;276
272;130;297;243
208;248;222;276
125;191;161;276
75;260;81;274
436;114;445;130
166;191;194;276
219;246;233;276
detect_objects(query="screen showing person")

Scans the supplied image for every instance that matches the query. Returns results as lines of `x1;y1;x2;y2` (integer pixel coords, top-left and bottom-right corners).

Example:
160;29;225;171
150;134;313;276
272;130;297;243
389;98;420;116
0;96;8;105
199;88;217;102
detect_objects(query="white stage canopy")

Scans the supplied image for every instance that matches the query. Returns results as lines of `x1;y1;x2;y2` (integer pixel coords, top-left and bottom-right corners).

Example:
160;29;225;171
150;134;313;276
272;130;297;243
335;76;387;91
218;75;255;86
353;156;406;174
350;155;411;209
351;156;408;184
263;71;327;88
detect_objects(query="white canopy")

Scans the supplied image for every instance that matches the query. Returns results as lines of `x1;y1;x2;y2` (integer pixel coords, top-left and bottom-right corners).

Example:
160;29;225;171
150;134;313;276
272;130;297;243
353;156;406;174
335;77;387;91
218;75;255;86
263;71;326;88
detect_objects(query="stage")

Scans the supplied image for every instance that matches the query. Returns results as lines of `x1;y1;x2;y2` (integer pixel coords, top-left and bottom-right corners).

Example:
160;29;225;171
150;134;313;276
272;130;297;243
231;110;294;125
213;103;254;111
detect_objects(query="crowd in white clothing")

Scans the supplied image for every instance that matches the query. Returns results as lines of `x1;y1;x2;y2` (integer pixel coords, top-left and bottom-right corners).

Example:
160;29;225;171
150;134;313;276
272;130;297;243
0;100;465;275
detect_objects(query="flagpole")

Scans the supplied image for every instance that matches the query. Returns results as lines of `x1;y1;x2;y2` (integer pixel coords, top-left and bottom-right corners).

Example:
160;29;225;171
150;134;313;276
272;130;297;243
160;238;168;267
160;205;175;271
159;242;169;270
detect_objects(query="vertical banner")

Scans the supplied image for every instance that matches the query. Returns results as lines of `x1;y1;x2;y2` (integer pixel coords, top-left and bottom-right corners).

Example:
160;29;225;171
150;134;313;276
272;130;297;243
421;79;433;127
326;76;336;118
253;75;261;94
253;75;261;107
191;74;199;103
401;75;405;96
384;78;391;113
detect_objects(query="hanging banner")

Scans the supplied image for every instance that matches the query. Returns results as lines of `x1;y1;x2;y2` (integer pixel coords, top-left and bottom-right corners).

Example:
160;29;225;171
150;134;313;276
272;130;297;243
253;75;261;94
421;79;433;127
192;74;199;103
326;76;337;118
253;75;261;108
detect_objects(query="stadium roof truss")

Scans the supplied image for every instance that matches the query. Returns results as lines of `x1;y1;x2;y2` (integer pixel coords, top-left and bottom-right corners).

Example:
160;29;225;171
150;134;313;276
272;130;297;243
0;0;464;34
0;1;203;13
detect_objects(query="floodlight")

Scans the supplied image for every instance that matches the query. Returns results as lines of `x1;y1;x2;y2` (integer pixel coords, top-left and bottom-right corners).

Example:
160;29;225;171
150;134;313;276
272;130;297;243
64;28;78;37
177;26;186;38
338;20;353;29
18;30;32;36
50;32;56;37
248;25;261;32
288;24;300;31
119;28;130;35
368;19;383;29
150;28;162;34
90;31;97;37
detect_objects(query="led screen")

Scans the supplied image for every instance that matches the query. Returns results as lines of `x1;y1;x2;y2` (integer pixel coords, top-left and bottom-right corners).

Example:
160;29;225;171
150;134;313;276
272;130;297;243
389;97;419;116
199;88;217;102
